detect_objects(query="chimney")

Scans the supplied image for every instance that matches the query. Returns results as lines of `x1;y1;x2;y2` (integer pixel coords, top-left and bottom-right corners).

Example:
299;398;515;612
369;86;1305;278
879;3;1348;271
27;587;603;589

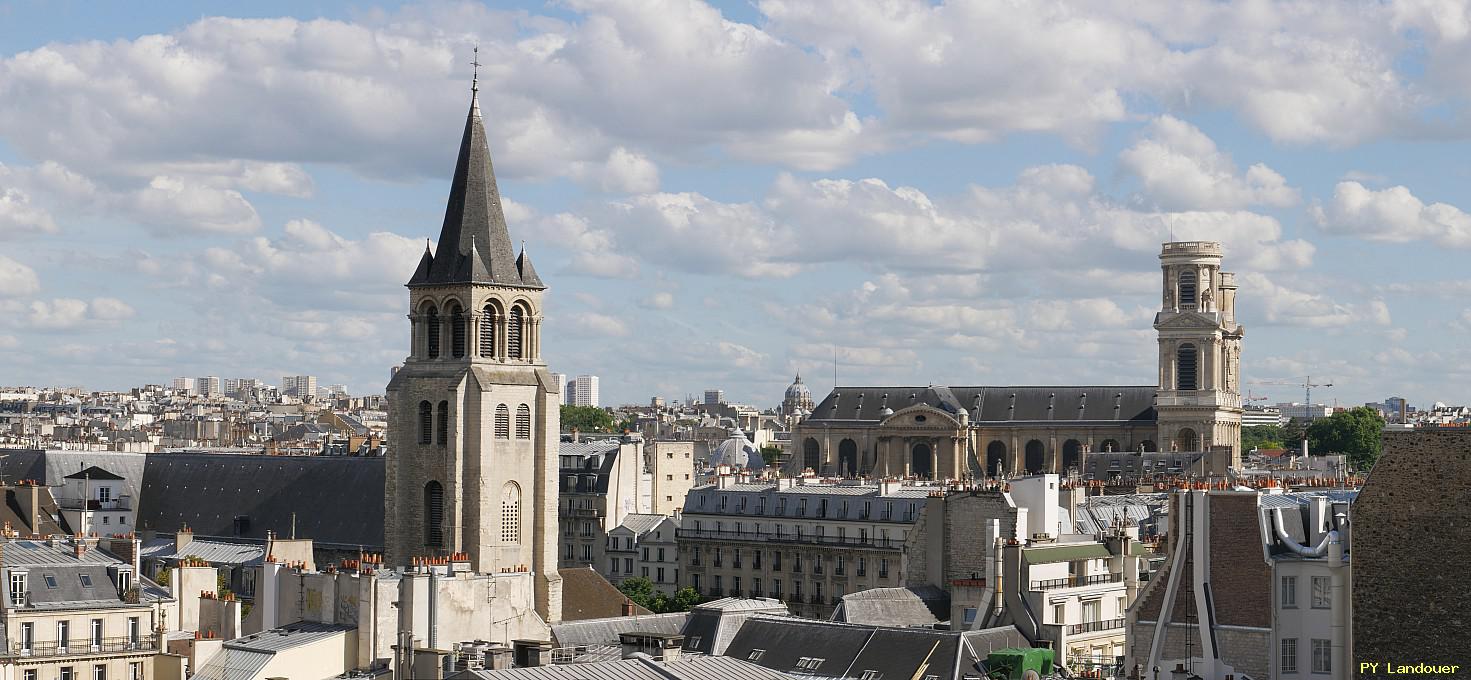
175;525;194;553
621;599;637;617
73;537;87;558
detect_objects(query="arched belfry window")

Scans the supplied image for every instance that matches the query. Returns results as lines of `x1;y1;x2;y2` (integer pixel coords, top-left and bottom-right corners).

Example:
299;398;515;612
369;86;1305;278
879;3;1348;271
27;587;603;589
479;303;499;358
495;404;510;439
501;482;521;544
508;305;525;360
516;404;532;439
418;401;433;445
424;481;445;551
436;400;449;446
425;305;441;359
449;303;466;358
1177;344;1198;390
1178;270;1198;309
802;438;820;471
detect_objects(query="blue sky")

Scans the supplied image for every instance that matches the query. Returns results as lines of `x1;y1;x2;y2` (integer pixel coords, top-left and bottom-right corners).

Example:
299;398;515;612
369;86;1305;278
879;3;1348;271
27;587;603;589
1;0;1469;409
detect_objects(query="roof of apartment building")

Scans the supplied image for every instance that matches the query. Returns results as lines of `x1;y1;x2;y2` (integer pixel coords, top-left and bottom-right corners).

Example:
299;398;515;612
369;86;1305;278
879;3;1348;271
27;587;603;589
63;465;126;481
680;597;791;656
140;536;266;566
1257;490;1356;558
722;616;1032;680
550;612;688;649
558;567;653;621
192;621;356;680
805;385;1158;424
611;513;671;537
448;655;786;680
1;538;169;610
830;585;950;627
1067;492;1169;535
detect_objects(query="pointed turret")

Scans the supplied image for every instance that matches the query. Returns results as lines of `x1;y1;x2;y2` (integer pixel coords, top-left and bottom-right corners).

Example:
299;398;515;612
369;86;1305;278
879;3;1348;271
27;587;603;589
516;242;543;288
407;240;434;285
414;88;540;288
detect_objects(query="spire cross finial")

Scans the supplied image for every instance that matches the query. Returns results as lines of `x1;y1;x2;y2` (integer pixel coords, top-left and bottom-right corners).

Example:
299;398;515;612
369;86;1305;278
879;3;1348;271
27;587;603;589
471;43;481;96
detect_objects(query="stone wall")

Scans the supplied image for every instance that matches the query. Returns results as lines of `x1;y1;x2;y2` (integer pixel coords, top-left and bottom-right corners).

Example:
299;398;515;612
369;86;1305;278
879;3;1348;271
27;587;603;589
1353;429;1471;671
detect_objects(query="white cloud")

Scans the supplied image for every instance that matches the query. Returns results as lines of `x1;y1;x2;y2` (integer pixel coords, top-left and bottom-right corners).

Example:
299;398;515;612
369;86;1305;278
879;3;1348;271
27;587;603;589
25;297;133;330
1119;116;1299;210
0;186;58;237
565;312;631;338
570;147;660;194
133;175;261;235
0;255;41;297
1312;181;1471;248
641;291;675;309
1241;272;1392;328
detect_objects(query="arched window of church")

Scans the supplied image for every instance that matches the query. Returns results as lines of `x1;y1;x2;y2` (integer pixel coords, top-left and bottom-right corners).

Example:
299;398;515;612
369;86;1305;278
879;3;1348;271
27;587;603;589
479;302;499;358
985;441;1007;477
418;401;433;445
508;305;525;360
1177;344;1198;391
501;482;521;544
516;404;532;439
1024;440;1046;475
449;302;466;358
424;481;445;550
495;404;510;439
1178;270;1197;309
436;400;449;446
425;304;441;359
802;438;820;472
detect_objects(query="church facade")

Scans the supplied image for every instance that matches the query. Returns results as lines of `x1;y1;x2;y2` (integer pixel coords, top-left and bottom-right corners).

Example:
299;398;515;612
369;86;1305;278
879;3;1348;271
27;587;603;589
384;85;562;621
788;241;1244;480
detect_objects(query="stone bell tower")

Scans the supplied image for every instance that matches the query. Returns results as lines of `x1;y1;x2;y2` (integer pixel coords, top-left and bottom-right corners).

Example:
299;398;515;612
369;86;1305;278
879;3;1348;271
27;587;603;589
1153;241;1244;465
385;81;562;621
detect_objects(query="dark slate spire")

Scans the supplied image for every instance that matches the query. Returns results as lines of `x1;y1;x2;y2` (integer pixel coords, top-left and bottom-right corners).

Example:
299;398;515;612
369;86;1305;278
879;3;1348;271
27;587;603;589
516;241;543;288
407;239;434;285
416;81;540;288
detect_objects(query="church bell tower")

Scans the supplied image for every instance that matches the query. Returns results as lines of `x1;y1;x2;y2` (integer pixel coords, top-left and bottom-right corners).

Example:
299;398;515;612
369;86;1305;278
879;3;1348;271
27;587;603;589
385;81;562;621
1153;241;1244;466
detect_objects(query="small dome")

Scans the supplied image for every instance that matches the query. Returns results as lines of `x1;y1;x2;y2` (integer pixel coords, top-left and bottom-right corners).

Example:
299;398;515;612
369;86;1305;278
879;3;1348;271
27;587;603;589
785;373;811;401
711;429;764;470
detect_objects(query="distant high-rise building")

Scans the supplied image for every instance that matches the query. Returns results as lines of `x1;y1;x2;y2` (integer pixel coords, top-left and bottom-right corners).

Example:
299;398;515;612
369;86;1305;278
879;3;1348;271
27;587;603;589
704;389;725;406
569;375;600;407
171;377;196;393
195;376;221;397
282;375;317;399
650;396;665;409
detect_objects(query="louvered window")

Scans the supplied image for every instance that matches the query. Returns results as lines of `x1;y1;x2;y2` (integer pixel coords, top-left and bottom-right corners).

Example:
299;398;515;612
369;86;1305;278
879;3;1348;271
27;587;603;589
425;306;440;358
436;401;449;446
479;304;497;357
1177;344;1198;390
418;401;433;444
425;481;444;550
508;306;524;359
516;404;531;439
449;304;466;358
495;404;510;439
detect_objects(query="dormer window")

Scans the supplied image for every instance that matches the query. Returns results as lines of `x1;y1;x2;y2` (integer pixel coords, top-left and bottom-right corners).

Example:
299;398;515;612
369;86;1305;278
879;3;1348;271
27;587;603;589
79;573;93;589
43;574;57;589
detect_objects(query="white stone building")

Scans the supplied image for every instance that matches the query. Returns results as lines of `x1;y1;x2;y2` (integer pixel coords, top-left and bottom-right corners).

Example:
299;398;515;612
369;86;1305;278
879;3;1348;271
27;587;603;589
606;514;680;595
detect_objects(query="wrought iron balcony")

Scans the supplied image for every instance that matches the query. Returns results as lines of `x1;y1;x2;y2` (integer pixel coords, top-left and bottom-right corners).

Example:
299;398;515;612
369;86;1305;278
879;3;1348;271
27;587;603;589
1067;618;1126;636
6;635;159;660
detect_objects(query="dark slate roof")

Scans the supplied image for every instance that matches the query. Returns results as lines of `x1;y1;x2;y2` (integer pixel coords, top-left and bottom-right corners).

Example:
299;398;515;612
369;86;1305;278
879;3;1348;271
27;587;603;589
550;612;688;648
137;454;385;549
411;91;539;289
450;655;786;680
808;385;1158;423
831;585;950;627
65;465;125;481
723;616;1031;680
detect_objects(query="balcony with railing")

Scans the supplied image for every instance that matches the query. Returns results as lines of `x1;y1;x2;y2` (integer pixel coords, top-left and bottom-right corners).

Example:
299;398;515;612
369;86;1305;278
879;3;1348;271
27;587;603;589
1067;618;1126;636
55;496;133;512
5;635;159;660
675;528;904;550
1029;573;1123;591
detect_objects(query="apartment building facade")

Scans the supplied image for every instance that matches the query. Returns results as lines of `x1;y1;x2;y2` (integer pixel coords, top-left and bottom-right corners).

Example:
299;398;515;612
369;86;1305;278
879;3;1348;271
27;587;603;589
606;514;680;595
678;476;932;618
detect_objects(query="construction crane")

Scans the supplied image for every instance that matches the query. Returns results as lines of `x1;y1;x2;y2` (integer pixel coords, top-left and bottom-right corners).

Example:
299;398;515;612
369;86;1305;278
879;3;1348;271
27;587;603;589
1250;376;1334;419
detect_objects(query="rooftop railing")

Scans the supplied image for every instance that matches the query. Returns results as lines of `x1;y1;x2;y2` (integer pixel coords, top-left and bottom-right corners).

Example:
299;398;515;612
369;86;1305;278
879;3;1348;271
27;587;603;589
6;635;159;661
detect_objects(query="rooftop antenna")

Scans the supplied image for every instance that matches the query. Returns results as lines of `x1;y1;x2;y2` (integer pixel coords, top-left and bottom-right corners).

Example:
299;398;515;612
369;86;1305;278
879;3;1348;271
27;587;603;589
832;345;838;390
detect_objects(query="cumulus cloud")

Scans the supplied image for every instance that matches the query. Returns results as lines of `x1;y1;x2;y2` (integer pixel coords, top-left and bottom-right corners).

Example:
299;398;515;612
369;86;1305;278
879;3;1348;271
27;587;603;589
565;312;632;337
641;291;675;309
0;255;41;297
0;186;58;237
25;297;134;330
1240;272;1392;328
1312;181;1471;248
1119;116;1299;210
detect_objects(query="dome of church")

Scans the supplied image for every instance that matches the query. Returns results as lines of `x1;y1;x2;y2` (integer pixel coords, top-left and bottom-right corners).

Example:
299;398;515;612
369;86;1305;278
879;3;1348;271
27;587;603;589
785;373;812;402
710;429;764;469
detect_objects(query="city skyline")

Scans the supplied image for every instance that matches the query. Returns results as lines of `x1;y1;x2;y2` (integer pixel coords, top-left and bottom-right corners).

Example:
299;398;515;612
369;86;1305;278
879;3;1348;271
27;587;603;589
2;2;1470;408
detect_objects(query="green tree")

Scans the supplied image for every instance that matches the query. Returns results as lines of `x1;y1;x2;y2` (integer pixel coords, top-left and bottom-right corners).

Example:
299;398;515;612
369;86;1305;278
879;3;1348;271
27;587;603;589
616;576;659;611
666;586;704;613
561;405;616;433
1306;406;1385;471
1241;425;1286;452
759;445;783;466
